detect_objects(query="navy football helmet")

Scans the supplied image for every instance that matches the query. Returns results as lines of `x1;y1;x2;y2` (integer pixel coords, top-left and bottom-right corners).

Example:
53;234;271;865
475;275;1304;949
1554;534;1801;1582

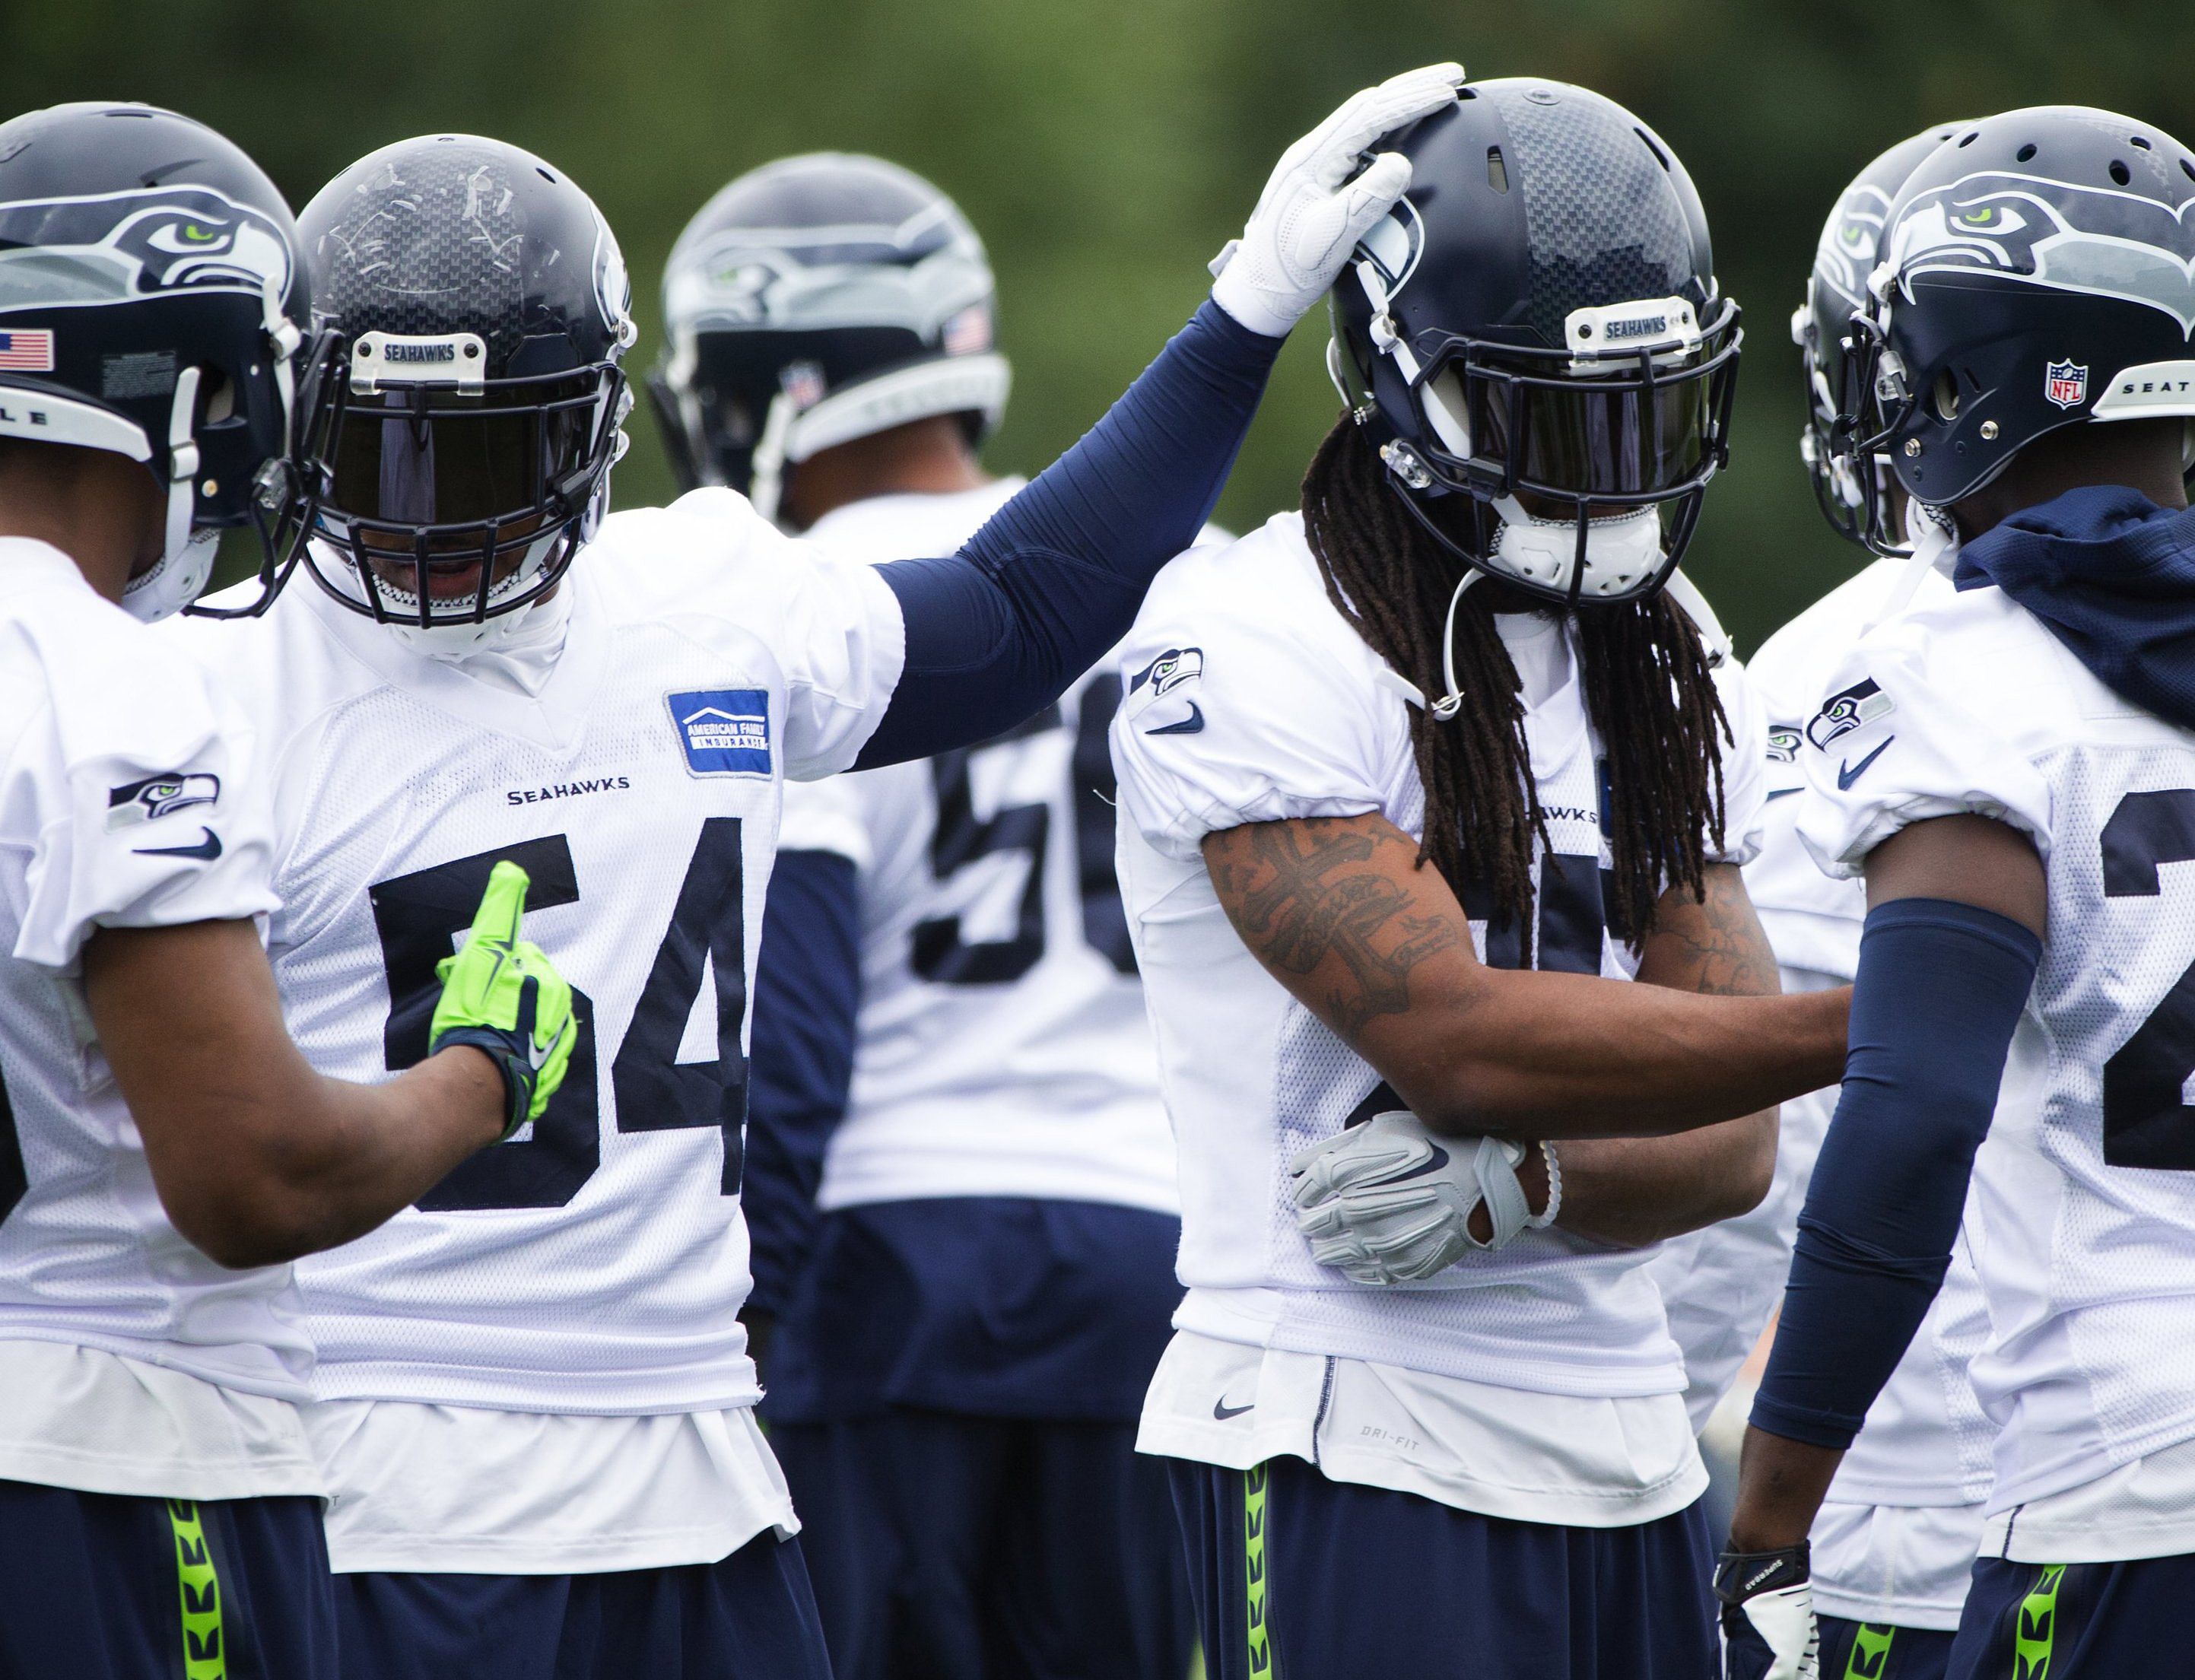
1847;106;2195;513
1328;79;1741;607
1794;123;1961;552
0;102;311;620
648;153;1008;525
290;135;636;641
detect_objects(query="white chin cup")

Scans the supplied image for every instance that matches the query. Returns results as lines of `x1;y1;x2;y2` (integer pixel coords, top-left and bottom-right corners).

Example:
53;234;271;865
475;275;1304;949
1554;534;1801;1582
1486;495;1665;600
120;529;220;624
387;591;551;656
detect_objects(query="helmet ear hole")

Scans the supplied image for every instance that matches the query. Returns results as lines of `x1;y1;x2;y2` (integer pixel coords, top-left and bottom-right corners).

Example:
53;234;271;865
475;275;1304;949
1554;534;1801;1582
1932;370;1961;422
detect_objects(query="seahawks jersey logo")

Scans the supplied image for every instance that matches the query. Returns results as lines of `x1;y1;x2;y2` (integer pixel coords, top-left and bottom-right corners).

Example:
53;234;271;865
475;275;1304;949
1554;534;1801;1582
1805;677;1895;749
1885;170;2195;335
105;771;221;830
0;187;293;313
1129;646;1202;698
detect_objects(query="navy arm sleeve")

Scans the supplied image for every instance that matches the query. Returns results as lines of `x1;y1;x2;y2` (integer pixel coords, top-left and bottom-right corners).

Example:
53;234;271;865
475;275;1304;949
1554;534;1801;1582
1749;897;2040;1450
742;849;863;1320
856;298;1279;767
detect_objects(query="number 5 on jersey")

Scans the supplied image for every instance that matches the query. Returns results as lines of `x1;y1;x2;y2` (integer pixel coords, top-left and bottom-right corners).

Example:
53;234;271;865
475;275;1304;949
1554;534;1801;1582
369;818;748;1211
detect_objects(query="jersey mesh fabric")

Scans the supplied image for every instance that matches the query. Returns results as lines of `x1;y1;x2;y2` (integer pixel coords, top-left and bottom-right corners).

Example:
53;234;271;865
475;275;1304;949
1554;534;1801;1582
1801;583;2195;1511
164;492;904;1415
793;482;1178;1215
1112;515;1766;1396
0;538;302;1402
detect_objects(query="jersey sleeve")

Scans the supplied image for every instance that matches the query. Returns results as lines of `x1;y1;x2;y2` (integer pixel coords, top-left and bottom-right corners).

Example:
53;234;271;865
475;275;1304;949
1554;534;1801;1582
1109;537;1402;863
1793;608;2054;880
11;620;277;974
636;491;910;783
1707;655;1769;868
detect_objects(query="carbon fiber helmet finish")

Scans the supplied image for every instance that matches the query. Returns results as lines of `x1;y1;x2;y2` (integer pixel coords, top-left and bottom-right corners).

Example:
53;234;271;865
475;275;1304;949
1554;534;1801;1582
1328;78;1739;607
291;135;635;634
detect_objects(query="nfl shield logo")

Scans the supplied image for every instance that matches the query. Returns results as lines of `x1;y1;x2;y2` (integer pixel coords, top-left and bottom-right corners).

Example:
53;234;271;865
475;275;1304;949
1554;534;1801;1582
2045;360;2089;410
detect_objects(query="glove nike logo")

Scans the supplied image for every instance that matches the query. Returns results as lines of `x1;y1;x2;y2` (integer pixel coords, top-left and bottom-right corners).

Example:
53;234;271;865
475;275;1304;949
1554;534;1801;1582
1212;1395;1254;1420
1146;703;1205;736
1388;1142;1452;1181
1837;738;1893;790
132;827;222;861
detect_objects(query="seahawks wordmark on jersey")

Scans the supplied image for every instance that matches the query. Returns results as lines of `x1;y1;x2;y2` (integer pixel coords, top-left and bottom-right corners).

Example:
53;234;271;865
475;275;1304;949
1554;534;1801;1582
1110;513;1767;1399
166;489;904;1417
1800;580;2195;1525
785;481;1175;1215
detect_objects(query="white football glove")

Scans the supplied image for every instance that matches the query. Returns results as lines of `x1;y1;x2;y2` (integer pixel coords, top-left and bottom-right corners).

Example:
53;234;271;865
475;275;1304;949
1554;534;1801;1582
1288;1110;1558;1285
1209;63;1465;338
1716;1546;1821;1680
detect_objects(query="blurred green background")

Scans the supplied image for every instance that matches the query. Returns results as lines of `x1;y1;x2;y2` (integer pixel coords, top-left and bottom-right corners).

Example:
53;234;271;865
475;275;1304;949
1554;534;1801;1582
8;0;2191;649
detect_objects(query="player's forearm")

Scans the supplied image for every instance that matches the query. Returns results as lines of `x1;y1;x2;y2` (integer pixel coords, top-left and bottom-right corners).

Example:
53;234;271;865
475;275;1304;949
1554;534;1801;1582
1394;980;1846;1140
85;919;505;1269
1728;1425;1846;1553
1553;1111;1778;1247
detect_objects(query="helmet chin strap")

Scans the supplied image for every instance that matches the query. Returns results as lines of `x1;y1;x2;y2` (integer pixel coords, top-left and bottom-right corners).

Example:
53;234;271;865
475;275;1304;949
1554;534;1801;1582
120;369;218;624
746;388;799;527
1861;500;1962;637
1428;568;1483;720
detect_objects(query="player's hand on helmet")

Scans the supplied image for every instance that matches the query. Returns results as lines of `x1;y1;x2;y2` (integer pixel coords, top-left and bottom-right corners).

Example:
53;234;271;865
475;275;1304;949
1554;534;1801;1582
1716;1544;1821;1680
1287;1110;1557;1285
1209;62;1465;338
428;860;579;1142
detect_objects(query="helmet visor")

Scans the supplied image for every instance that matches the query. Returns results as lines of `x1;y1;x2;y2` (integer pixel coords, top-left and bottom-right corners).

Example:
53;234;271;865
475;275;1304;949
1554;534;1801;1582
1481;370;1711;497
326;386;599;530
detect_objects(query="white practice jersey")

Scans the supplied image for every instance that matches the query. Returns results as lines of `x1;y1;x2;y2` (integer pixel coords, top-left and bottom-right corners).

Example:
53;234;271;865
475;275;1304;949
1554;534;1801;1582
1799;580;2195;1519
166;489;904;1417
1111;513;1766;1397
1650;554;1992;1621
0;538;292;1393
784;481;1175;1215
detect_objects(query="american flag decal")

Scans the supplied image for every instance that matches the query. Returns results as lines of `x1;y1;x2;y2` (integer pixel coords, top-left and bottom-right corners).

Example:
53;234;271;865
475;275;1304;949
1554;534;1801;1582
942;305;992;356
0;329;55;373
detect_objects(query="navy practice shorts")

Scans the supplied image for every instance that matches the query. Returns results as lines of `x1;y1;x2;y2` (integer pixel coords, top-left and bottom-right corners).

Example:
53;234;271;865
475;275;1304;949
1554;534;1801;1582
771;1408;1194;1680
331;1527;830;1680
1168;1456;1717;1680
0;1478;335;1680
1818;1614;1955;1679
1948;1552;2195;1679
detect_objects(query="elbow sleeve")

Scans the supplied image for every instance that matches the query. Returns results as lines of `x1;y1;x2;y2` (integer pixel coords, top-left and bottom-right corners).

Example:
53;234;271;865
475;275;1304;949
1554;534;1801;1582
1749;896;2038;1450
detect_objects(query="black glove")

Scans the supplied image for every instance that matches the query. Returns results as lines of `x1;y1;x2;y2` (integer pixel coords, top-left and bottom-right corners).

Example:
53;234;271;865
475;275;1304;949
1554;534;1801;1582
1714;1542;1819;1680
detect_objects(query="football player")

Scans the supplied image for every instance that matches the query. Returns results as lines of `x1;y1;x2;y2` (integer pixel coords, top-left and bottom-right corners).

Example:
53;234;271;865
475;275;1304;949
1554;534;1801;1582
0;103;575;1680
1720;106;2195;1680
163;67;1463;1680
1645;125;1999;1680
651;152;1196;1679
1109;80;1854;1680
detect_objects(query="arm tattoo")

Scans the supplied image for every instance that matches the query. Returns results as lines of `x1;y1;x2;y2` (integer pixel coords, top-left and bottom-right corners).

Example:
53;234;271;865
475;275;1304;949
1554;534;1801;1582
1208;818;1462;1036
1646;865;1779;998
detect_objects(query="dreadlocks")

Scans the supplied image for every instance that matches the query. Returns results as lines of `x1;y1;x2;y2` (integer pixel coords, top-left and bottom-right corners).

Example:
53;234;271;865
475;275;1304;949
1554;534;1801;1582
1299;413;1730;945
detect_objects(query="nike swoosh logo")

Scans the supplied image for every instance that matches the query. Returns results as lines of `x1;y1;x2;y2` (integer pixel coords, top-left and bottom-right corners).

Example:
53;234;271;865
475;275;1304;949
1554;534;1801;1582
1146;702;1204;736
1388;1141;1452;1181
132;827;222;861
1212;1395;1253;1421
1838;737;1893;790
1765;786;1800;802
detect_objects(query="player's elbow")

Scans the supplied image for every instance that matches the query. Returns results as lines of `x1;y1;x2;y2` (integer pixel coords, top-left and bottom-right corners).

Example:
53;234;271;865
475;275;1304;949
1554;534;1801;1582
1703;1109;1780;1224
162;1183;327;1269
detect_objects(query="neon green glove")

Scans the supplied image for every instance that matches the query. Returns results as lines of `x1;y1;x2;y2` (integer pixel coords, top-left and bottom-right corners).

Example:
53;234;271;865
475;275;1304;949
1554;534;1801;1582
428;860;577;1140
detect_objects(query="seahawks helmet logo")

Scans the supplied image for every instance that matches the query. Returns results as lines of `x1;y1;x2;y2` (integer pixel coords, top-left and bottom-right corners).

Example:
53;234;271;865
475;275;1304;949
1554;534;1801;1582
1352;197;1425;300
0;187;292;313
1814;182;1897;311
1806;677;1895;749
1885;170;2195;335
1767;724;1802;764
